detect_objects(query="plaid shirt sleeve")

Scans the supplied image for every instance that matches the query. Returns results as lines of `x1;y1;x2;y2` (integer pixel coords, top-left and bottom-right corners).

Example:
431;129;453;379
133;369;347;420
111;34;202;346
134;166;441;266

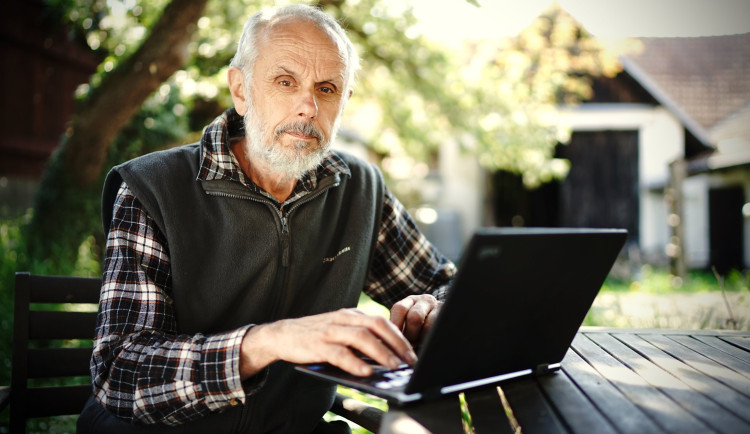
91;182;263;425
364;188;457;307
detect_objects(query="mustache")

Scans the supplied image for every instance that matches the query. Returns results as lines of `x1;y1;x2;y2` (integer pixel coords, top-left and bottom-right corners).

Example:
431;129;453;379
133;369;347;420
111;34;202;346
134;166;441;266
274;121;324;143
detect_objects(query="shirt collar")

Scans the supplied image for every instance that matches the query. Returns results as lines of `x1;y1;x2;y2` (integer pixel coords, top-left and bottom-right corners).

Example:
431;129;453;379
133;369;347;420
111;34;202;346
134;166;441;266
197;108;351;203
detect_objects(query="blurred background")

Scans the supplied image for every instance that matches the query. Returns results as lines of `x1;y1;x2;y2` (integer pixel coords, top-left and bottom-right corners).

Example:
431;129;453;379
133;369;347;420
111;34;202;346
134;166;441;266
3;0;750;271
1;0;749;431
2;0;750;321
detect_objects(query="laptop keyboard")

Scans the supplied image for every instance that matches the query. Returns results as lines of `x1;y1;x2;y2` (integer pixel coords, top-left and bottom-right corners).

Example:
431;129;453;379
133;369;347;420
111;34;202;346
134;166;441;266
299;357;415;393
371;365;414;390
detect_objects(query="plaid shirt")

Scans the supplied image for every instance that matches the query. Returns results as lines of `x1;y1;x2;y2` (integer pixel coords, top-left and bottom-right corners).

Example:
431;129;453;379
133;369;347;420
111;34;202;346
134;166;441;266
92;109;456;425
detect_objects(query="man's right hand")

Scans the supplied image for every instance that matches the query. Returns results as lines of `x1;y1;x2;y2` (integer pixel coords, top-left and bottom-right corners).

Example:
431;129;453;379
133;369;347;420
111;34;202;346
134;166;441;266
238;308;417;379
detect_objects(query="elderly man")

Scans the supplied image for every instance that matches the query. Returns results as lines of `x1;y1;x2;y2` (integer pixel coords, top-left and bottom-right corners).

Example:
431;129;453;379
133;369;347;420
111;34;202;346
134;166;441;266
78;4;455;433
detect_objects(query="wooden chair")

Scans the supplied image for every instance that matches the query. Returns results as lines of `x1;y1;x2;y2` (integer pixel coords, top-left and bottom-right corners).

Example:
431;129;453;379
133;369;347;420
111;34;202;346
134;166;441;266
1;272;100;433
0;273;383;433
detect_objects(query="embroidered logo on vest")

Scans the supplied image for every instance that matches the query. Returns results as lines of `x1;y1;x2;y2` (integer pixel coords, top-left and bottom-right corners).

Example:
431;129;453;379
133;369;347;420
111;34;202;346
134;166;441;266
322;246;352;264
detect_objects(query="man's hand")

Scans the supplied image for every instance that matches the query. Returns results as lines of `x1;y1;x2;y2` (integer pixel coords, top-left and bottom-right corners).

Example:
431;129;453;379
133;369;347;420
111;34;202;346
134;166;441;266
390;294;442;346
239;308;417;379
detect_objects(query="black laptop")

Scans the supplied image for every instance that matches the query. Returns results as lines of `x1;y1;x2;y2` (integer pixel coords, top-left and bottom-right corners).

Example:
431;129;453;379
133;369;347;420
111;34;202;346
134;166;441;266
296;227;628;404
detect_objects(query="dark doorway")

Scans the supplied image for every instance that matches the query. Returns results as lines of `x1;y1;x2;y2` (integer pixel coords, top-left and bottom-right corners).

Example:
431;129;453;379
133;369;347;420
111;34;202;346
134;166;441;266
709;186;745;273
556;130;639;239
491;130;639;243
491;170;559;228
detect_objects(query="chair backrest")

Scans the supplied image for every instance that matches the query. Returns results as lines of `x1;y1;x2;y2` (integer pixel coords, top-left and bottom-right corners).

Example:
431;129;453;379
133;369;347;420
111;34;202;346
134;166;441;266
10;272;101;433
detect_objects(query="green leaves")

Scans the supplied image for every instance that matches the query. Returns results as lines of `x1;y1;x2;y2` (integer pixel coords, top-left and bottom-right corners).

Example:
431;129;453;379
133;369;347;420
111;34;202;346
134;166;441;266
52;0;615;192
31;0;623;270
325;2;617;189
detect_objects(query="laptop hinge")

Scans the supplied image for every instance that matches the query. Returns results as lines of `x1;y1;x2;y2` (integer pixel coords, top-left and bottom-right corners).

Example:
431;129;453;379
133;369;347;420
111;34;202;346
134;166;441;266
420;388;443;402
534;363;561;375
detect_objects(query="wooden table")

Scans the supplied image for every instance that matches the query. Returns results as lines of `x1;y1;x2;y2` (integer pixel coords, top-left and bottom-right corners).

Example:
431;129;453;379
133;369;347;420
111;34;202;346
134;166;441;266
380;327;750;433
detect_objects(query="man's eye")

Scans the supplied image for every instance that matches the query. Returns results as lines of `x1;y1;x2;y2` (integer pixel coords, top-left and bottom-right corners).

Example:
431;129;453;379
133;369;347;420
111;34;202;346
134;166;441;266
319;86;335;94
279;80;293;86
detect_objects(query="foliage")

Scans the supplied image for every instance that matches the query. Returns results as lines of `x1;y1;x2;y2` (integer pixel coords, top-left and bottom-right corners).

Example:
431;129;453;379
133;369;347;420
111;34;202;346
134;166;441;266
324;386;386;433
26;0;625;270
326;2;624;191
24;0;208;273
503;5;622;105
0;219;24;394
602;265;749;293
457;3;623;187
23;82;190;275
3;5;736;433
0;215;101;432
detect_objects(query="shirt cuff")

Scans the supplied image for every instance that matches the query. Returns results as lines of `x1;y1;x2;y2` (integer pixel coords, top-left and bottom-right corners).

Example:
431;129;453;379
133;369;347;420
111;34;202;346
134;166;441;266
431;285;450;302
200;325;264;411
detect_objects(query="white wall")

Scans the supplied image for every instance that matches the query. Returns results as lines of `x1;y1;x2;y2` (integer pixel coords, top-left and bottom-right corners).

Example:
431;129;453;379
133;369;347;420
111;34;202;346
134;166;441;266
746;178;750;270
746;179;750;270
683;175;710;267
436;137;485;249
434;103;693;263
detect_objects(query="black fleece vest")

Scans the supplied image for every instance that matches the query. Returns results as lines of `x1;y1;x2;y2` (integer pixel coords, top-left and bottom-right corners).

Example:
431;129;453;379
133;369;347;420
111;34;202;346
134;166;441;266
101;144;385;432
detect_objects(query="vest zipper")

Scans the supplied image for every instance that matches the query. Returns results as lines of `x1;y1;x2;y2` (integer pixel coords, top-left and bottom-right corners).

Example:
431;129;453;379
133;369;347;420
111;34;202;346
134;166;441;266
276;177;340;266
204;175;340;269
204;176;341;321
204;190;286;261
280;215;290;267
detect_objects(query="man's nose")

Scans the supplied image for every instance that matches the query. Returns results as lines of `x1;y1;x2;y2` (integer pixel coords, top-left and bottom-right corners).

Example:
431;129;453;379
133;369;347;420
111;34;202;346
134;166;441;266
297;89;318;119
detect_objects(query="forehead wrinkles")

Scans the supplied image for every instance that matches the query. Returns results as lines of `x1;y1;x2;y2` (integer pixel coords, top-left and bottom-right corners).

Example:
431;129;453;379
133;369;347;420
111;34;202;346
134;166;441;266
258;19;347;81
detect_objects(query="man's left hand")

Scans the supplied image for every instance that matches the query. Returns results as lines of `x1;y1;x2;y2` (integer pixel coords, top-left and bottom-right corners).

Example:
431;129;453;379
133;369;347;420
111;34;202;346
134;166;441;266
390;294;442;345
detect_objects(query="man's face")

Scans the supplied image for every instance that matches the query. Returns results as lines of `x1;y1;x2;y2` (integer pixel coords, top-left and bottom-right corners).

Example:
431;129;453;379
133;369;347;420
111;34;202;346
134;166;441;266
243;18;349;179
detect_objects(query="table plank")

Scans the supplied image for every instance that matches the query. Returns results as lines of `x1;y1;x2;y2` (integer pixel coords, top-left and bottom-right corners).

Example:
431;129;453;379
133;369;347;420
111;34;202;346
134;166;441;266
501;377;566;434
593;333;747;434
670;335;750;381
563;339;662;434
580;328;750;336
536;358;618;434
693;335;750;365
381;395;465;434
378;330;750;434
574;333;709;433
721;336;750;353
463;386;515;434
640;334;750;398
616;333;750;425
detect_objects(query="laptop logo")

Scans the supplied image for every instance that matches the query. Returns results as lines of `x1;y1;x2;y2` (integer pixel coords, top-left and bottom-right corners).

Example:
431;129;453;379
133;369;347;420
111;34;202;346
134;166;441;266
478;246;501;260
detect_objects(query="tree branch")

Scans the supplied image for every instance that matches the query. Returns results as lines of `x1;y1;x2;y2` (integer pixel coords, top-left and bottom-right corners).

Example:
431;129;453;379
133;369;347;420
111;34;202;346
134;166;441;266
64;0;209;186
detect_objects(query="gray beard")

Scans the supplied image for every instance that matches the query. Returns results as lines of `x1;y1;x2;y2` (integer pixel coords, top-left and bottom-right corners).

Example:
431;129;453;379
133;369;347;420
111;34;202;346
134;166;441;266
243;108;339;181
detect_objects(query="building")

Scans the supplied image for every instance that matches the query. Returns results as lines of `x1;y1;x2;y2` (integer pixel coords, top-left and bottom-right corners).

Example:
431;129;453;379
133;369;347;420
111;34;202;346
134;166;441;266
559;33;750;273
430;30;749;274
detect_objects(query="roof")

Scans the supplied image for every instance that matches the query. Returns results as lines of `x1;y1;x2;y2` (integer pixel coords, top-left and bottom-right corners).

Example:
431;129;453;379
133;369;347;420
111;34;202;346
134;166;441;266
622;33;750;148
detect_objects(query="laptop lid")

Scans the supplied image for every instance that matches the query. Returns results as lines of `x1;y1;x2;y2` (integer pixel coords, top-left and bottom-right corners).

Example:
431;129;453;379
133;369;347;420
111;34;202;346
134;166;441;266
404;227;627;397
296;227;627;403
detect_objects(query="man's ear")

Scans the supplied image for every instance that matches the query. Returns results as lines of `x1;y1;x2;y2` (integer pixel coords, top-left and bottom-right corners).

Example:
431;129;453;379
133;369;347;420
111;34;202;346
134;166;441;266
228;67;249;116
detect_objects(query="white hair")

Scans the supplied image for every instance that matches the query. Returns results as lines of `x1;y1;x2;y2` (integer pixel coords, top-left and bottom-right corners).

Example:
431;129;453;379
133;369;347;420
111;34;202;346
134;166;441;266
229;4;361;91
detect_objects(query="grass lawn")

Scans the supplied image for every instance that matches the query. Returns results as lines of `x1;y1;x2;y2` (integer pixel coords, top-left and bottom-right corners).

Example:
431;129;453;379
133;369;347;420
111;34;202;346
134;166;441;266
584;266;749;330
358;265;750;331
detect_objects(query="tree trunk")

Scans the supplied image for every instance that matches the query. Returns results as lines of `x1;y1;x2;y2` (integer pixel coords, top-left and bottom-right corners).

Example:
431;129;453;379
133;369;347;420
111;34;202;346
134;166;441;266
67;0;209;186
25;0;209;272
